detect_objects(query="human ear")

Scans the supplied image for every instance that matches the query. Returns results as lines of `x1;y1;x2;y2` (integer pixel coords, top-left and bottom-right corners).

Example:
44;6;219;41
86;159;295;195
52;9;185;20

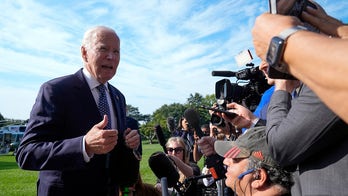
251;169;267;188
81;46;88;62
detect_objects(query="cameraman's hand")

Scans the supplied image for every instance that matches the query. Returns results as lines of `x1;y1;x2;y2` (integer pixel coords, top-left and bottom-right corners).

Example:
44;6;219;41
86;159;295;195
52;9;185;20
197;136;216;157
223;102;258;130
301;1;344;37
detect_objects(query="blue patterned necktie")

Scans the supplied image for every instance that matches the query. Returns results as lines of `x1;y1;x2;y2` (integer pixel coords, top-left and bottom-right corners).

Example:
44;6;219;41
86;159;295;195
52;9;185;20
97;84;111;129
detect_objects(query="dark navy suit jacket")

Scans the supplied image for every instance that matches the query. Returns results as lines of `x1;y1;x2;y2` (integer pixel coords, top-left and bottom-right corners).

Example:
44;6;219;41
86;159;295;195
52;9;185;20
16;69;139;196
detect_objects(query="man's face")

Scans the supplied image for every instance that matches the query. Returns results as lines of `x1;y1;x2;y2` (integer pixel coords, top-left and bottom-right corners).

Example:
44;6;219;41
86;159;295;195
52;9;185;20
259;61;275;85
223;157;252;195
82;29;120;84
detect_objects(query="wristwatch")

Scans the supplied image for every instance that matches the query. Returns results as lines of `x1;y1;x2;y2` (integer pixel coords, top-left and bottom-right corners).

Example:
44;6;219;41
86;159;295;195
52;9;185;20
266;25;307;73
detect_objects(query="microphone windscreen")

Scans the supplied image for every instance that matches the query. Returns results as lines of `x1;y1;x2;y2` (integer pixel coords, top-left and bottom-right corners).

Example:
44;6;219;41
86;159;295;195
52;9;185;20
148;151;179;188
183;108;203;138
166;117;175;133
154;125;167;148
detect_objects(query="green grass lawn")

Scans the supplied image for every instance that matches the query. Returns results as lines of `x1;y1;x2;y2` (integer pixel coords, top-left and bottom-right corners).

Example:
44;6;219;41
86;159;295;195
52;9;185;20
0;143;204;195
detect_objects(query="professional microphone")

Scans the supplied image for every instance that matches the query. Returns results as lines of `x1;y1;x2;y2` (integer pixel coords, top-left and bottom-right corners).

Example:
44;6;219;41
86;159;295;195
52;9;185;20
211;71;236;77
184;108;227;180
166;117;175;133
148;151;180;188
154;124;167;152
183;108;203;138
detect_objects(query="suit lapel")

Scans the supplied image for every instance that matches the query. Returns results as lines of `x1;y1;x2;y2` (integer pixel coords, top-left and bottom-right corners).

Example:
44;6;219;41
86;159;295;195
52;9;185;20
74;69;102;131
108;84;122;130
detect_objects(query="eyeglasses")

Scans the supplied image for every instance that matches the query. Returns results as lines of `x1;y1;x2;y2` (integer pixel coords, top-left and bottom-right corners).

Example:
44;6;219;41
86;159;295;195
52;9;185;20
166;147;184;153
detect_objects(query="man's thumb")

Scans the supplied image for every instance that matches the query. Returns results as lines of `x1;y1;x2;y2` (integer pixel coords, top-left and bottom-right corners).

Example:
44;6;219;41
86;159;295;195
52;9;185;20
97;115;108;129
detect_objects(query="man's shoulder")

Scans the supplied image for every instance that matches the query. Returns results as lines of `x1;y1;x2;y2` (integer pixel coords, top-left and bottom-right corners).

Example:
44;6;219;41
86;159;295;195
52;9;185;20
108;84;125;100
44;69;82;85
39;69;86;94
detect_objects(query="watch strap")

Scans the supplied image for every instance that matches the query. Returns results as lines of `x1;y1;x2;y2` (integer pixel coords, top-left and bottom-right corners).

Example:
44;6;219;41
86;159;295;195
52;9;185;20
278;25;307;40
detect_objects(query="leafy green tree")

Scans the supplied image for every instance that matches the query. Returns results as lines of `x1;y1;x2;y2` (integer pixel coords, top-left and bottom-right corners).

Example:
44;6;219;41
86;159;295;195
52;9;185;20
186;93;216;126
143;103;187;142
126;105;142;120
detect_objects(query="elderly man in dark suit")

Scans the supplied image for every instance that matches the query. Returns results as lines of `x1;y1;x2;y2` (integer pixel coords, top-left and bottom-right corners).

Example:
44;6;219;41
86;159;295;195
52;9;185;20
16;26;140;196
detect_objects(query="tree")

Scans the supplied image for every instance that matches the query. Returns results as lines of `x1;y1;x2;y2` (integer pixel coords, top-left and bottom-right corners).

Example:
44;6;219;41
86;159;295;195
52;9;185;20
140;103;188;144
126;105;142;120
186;93;216;126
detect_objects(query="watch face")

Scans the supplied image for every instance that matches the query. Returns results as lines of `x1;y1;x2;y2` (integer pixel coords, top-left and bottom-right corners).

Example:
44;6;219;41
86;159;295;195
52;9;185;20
266;36;296;79
266;36;285;68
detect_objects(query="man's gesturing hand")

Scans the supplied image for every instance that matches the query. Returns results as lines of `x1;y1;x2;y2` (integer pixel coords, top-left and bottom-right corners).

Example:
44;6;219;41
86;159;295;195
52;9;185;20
85;115;118;156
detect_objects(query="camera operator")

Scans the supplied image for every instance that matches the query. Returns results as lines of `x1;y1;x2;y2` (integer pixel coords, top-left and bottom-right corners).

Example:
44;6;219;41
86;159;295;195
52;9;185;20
252;1;348;124
250;1;348;195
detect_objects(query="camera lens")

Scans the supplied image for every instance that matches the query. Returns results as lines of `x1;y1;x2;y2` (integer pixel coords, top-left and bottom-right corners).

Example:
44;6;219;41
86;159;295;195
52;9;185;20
210;114;225;127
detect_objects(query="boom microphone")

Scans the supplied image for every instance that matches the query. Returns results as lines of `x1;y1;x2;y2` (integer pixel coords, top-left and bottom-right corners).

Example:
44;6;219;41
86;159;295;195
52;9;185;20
183;108;203;138
166;117;175;133
148;151;180;188
154;125;167;152
211;71;236;77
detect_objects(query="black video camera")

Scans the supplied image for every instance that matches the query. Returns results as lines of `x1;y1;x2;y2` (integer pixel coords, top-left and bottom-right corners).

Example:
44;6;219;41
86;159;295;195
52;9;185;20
210;63;271;127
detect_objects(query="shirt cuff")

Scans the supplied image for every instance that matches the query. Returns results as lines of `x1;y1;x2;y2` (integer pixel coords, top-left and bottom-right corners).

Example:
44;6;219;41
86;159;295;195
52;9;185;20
250;118;260;128
82;136;93;162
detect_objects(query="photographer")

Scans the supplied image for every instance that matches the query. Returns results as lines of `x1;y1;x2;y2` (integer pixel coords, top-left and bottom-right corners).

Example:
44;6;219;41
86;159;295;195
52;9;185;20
252;2;348;123
172;116;197;163
250;1;348;194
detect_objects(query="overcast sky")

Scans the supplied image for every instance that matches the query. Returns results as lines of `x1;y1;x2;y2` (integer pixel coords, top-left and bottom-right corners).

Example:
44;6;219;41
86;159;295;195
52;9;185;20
1;0;347;120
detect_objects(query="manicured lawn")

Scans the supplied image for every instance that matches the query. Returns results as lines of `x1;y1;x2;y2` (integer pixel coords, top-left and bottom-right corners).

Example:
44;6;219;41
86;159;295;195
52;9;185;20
0;153;38;195
0;143;203;195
